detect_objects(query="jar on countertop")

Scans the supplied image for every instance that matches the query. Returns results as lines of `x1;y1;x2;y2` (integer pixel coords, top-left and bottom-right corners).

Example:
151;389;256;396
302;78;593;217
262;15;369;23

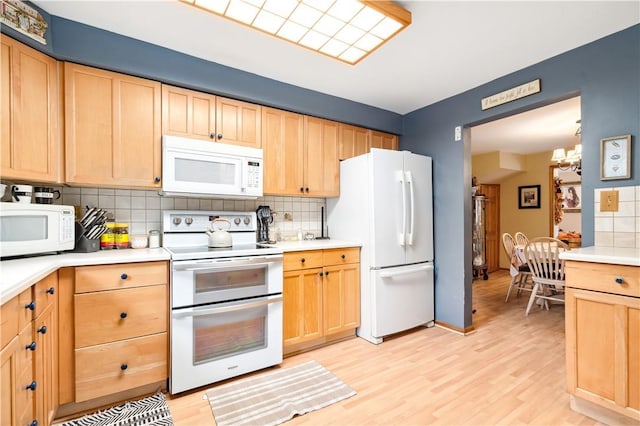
100;222;116;250
114;223;129;249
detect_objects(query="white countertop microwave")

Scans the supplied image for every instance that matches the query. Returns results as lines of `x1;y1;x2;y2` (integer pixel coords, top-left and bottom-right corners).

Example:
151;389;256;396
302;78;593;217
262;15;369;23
161;135;263;200
0;202;75;258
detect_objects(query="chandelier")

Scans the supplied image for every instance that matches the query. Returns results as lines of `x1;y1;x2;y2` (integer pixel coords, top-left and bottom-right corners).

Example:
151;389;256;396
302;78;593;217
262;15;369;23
551;120;582;175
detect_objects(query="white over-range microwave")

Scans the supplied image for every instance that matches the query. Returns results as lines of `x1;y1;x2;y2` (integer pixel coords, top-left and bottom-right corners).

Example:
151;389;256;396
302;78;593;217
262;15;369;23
161;135;263;199
0;202;75;258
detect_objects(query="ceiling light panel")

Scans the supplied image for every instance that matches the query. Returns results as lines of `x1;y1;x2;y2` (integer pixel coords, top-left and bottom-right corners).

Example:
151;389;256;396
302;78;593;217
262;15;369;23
180;0;411;64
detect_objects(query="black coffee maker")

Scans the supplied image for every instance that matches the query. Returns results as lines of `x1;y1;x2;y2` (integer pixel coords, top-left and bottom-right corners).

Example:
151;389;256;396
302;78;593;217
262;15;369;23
256;205;273;243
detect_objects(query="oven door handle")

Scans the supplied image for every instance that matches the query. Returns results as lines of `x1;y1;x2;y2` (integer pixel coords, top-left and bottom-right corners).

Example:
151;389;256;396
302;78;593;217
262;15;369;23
172;296;283;318
173;255;283;271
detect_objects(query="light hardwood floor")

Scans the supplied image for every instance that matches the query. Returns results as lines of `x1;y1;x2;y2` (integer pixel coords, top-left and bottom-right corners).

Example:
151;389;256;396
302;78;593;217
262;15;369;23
166;270;603;425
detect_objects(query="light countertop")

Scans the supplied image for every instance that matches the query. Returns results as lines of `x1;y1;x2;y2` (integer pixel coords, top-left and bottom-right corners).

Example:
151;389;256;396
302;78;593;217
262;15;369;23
260;239;361;252
1;248;171;303
560;246;640;266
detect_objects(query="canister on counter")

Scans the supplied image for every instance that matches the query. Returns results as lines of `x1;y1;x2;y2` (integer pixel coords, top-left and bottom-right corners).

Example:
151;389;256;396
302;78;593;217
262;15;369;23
115;223;129;249
100;222;116;249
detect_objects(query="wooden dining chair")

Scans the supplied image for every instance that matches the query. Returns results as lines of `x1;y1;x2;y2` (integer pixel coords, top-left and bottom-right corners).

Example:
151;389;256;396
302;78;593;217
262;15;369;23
502;233;532;302
524;237;570;316
514;231;529;247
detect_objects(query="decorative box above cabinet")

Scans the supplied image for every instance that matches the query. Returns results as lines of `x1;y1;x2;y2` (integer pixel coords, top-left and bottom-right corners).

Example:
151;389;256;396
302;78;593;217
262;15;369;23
1;35;62;183
64;63;162;188
161;84;261;148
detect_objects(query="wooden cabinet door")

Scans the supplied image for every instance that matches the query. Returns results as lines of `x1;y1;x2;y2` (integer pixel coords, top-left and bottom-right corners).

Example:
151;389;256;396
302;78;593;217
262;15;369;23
339;124;368;160
304;116;339;197
369;130;398;151
162;84;216;140
1;325;35;426
65;63;161;188
566;288;640;418
34;301;57;426
477;184;500;272
323;263;360;335
283;269;323;347
216;97;261;148
262;107;304;195
1;35;61;183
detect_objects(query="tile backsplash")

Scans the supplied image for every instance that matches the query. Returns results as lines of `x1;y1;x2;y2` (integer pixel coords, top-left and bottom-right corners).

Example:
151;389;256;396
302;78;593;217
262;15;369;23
594;185;640;248
45;186;327;241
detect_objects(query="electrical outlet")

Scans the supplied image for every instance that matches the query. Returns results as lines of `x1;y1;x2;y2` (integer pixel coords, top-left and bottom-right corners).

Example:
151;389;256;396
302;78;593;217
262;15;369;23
454;126;462;141
599;190;619;212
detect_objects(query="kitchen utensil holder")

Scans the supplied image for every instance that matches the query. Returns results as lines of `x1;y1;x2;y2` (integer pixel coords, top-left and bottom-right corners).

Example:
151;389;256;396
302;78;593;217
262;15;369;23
72;222;100;253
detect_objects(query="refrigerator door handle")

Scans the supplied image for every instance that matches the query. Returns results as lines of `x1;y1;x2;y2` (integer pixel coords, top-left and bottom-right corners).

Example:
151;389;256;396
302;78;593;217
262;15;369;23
378;264;431;278
396;170;406;246
405;170;415;245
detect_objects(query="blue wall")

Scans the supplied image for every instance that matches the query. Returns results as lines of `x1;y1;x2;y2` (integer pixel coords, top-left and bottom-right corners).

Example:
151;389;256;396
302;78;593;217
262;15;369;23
402;25;639;329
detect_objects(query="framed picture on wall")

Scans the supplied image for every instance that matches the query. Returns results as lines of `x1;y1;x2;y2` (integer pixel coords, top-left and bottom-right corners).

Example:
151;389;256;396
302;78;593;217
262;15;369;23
600;134;631;180
560;182;581;212
518;184;541;209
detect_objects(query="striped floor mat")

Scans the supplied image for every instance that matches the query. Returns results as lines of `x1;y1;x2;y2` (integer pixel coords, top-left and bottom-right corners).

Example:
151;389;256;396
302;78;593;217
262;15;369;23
59;392;173;426
205;360;356;426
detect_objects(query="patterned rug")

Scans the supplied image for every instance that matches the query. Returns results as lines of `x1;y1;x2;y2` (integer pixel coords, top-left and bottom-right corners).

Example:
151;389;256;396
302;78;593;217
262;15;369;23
59;392;173;426
205;360;356;426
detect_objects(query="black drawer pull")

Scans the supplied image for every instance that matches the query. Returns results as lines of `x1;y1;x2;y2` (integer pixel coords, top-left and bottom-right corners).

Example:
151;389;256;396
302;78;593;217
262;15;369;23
29;420;38;426
26;381;37;391
120;312;128;319
615;277;624;284
25;341;36;351
120;273;128;280
341;254;346;259
301;258;305;263
46;287;55;295
25;301;35;311
120;363;128;370
37;325;47;334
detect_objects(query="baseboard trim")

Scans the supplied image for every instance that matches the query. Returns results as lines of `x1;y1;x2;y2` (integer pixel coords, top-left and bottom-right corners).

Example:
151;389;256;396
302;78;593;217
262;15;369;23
435;320;476;335
570;395;639;425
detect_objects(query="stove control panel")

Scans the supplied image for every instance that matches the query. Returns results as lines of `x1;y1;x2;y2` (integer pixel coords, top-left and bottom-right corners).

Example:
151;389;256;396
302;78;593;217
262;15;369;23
163;210;256;233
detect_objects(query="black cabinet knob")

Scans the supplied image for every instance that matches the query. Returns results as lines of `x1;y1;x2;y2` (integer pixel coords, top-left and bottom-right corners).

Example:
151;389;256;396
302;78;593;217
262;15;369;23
120;312;127;319
341;254;346;259
301;258;305;263
305;187;309;193
29;420;38;426
299;187;304;192
154;176;161;183
325;271;329;276
25;341;36;351
26;381;37;391
46;287;55;295
615;277;624;284
120;363;128;370
217;133;223;140
318;272;323;276
25;301;35;311
37;325;47;334
120;273;128;280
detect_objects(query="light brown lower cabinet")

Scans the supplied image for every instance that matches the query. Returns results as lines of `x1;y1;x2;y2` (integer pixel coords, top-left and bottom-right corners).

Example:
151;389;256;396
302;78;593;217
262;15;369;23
283;247;360;355
0;272;58;426
565;261;640;424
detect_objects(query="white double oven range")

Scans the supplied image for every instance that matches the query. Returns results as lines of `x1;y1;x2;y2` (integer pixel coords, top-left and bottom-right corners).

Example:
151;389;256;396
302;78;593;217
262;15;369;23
161;210;283;394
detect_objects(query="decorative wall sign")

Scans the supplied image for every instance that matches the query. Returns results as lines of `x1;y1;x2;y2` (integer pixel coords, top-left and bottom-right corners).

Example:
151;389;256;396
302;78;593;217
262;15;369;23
600;134;631;180
481;79;541;110
1;0;47;44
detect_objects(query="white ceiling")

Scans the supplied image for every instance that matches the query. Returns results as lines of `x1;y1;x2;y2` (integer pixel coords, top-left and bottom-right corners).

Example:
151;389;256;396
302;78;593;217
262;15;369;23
33;0;638;153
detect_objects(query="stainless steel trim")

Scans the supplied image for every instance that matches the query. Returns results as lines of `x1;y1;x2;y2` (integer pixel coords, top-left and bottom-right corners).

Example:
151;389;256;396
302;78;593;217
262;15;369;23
172;295;283;318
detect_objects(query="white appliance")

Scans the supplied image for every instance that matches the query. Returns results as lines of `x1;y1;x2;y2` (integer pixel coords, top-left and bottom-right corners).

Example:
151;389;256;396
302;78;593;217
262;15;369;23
327;148;434;344
0;202;75;258
161;135;263;199
162;210;284;394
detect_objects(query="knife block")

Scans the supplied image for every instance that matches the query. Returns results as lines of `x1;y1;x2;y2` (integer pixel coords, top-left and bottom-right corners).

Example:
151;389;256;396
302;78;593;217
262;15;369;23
72;222;100;253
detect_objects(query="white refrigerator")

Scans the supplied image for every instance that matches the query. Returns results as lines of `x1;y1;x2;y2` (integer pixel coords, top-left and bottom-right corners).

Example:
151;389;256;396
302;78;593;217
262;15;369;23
327;148;434;344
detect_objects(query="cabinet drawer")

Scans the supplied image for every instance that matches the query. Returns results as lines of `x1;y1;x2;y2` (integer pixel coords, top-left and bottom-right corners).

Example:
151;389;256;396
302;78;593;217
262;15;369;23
565;261;639;298
75;285;167;348
1;289;32;349
75;261;167;293
75;333;167;402
34;272;57;319
284;251;324;271
323;247;360;266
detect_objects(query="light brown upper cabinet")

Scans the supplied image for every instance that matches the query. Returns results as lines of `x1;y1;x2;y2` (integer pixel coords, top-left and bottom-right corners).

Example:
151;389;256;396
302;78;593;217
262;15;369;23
369;130;398;151
339;124;368;160
64;63;162;188
262;107;304;195
304;116;339;197
161;84;261;148
1;35;62;183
